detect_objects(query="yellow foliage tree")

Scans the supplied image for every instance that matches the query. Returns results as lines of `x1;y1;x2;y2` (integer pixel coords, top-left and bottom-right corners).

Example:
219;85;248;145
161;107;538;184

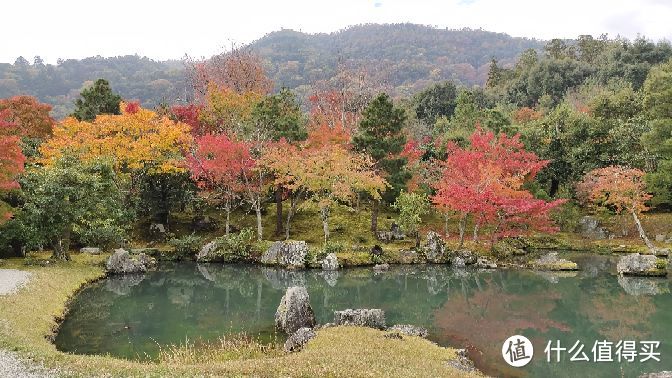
40;103;193;174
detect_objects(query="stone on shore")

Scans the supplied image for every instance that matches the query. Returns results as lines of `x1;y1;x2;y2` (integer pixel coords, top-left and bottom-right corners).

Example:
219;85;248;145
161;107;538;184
283;327;317;352
106;249;154;274
321;253;339;270
388;324;428;338
275;286;316;334
79;247;101;255
262;241;309;269
334;308;386;329
529;252;578;271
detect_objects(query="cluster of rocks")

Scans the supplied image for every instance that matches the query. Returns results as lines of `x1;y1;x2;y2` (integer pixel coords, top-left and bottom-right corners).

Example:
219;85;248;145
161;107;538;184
106;249;156;275
261;241;309;269
274;286;431;353
376;223;405;243
617;253;667;277
529;252;579;271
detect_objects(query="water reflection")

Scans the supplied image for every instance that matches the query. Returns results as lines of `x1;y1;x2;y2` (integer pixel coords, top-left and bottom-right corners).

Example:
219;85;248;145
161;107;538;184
56;259;672;377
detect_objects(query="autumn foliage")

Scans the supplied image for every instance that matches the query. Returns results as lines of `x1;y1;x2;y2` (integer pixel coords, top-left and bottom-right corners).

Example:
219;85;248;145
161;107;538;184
0;95;55;138
432;129;564;244
40;103;193;173
0;112;26;222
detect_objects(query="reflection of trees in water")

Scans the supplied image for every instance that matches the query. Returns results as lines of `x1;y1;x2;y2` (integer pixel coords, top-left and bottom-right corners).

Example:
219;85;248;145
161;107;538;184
432;271;569;378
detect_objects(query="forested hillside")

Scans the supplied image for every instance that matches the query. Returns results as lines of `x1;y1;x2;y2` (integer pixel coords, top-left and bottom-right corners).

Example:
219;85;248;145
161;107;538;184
0;24;542;118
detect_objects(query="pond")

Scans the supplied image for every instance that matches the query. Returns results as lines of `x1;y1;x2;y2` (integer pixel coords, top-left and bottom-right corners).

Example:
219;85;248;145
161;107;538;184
55;255;672;377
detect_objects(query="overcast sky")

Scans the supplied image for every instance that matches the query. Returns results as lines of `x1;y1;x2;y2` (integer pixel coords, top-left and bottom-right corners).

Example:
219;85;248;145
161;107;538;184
2;0;671;64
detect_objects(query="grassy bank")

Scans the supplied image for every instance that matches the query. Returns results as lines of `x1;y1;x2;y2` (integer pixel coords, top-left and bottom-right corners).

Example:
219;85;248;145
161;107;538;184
0;253;477;377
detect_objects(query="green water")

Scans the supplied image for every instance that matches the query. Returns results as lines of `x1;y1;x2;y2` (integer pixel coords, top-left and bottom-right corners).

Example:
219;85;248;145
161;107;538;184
55;255;672;377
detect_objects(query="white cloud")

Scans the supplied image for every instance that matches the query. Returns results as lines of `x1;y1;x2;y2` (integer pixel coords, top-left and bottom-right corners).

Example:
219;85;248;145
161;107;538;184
1;0;671;64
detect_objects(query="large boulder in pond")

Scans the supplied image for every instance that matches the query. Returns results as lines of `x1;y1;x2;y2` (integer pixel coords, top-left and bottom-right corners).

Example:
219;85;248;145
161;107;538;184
334;308;386;329
617;253;667;277
262;241;308;269
106;249;154;274
321;253;339;270
284;327;317;352
275;286;316;334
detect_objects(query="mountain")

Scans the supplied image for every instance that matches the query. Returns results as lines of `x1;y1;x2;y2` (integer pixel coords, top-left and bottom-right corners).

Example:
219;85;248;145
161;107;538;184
0;24;544;118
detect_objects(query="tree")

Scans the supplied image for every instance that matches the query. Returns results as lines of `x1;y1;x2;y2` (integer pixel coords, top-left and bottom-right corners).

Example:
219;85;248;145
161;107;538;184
0;113;25;223
41;103;192;175
187;134;253;234
577;166;655;250
642;59;672;206
354;93;408;233
253;88;308;236
432;129;564;246
393;191;430;248
198;84;262;135
19;157;127;260
170;104;205;136
413;81;458;126
71;79;122;121
0;96;55;139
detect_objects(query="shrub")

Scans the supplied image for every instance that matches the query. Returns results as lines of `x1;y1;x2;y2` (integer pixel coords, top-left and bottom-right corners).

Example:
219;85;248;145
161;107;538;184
169;234;204;260
208;228;255;263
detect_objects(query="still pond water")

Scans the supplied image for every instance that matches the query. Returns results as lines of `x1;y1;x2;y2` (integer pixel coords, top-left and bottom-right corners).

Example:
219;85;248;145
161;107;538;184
56;255;672;377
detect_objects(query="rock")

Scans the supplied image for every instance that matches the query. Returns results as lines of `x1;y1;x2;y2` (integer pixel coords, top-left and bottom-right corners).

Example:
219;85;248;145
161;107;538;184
79;247;101;255
384;332;403;339
106;249;153;274
137;253;157;268
192;215;217;232
446;349;477;372
578;216;610;240
453;250;477;266
195;241;218;262
283;327;316;352
475;257;497;269
376;223;405;242
149;223;168;240
617;253;667;277
453;256;466;268
530;252;578;271
654;248;670;257
321;253;339;271
334;308;386;329
618;275;670;296
388;324;428;338
656;234;666;242
373;263;390;272
370;245;383;257
262;241;308;269
275;286;316;334
423;231;449;263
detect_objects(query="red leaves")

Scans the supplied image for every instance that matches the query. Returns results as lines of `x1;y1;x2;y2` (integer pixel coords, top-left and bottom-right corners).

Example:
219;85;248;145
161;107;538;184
432;128;563;241
0;113;26;221
124;102;140;114
0;95;55;138
171;104;204;136
187;134;253;200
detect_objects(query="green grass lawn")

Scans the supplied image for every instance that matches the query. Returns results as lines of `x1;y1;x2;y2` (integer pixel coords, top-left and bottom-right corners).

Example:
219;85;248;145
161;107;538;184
0;253;478;377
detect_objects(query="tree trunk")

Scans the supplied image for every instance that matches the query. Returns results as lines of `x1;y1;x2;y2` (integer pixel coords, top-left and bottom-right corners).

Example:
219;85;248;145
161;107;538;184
224;202;231;235
632;210;655;251
415;232;421;248
285;192;299;240
473;222;480;241
549;178;559;198
51;228;71;261
275;186;283;237
255;206;263;241
371;199;379;233
320;206;330;243
444;213;450;237
458;213;468;248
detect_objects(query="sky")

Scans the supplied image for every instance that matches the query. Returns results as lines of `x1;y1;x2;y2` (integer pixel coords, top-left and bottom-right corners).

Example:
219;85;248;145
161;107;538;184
2;0;672;64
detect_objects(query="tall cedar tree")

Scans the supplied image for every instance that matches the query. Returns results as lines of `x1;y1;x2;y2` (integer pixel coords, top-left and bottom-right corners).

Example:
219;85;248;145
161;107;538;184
72;79;122;121
253;88;307;236
353;93;408;233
